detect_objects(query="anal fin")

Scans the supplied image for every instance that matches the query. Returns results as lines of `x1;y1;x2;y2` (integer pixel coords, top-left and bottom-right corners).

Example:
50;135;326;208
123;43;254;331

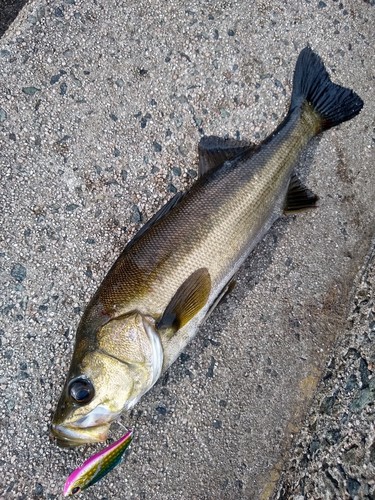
284;173;319;213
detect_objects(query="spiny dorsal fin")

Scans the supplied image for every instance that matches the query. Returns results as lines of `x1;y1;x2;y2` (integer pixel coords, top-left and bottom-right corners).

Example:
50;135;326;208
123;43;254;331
284;173;319;213
198;135;256;177
156;268;211;335
126;192;184;250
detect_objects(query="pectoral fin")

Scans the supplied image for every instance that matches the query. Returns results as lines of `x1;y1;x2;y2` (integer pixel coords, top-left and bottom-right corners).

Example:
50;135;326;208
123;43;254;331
156;268;211;335
198;135;256;176
284;174;319;213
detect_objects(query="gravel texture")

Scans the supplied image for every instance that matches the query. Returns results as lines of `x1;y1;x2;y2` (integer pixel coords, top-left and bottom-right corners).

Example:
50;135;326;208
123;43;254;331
0;1;374;499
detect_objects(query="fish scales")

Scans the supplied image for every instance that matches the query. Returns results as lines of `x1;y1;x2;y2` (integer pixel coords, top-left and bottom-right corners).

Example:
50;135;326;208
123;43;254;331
51;47;363;448
89;108;316;325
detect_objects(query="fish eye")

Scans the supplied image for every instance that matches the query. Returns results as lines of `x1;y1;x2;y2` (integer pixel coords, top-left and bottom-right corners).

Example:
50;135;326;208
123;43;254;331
72;486;81;494
68;377;94;404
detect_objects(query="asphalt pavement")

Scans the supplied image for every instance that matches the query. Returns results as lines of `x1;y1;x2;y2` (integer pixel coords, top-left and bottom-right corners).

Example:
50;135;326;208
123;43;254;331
0;1;374;499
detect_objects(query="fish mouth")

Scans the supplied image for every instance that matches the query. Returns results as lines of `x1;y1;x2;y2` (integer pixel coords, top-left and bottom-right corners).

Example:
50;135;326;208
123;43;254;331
50;423;110;448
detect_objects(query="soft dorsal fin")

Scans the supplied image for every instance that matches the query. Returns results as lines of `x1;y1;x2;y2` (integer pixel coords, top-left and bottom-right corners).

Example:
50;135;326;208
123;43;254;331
198;135;256;177
284;173;319;213
126;192;184;250
156;268;211;335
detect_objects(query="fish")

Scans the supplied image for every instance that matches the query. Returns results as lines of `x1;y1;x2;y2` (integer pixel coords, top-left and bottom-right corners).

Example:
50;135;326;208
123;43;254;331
63;429;133;496
51;47;363;447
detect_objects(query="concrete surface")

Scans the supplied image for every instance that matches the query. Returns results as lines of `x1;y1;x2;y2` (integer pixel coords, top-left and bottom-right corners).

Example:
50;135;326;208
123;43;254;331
0;1;373;499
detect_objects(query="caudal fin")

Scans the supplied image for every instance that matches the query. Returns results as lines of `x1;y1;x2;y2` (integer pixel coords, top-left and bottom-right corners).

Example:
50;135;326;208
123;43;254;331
290;47;363;131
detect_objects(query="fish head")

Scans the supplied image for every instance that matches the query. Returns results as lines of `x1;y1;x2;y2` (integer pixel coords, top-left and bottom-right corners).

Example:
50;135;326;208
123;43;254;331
51;312;163;447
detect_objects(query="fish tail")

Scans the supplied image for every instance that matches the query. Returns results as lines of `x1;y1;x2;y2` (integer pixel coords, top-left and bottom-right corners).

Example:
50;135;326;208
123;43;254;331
290;47;363;131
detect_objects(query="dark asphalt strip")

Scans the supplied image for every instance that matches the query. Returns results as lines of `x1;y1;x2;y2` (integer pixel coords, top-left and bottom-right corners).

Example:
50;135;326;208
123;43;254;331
0;0;28;38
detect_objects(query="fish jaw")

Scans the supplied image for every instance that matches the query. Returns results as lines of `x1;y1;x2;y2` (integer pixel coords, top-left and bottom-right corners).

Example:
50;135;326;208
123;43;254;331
51;405;119;447
51;422;110;447
51;405;119;446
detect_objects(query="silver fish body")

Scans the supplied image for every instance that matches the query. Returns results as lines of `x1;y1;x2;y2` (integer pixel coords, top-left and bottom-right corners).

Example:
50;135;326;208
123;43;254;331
51;48;363;447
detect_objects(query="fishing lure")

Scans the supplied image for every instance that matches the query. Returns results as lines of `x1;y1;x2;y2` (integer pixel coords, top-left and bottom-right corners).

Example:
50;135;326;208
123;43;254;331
63;429;133;496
